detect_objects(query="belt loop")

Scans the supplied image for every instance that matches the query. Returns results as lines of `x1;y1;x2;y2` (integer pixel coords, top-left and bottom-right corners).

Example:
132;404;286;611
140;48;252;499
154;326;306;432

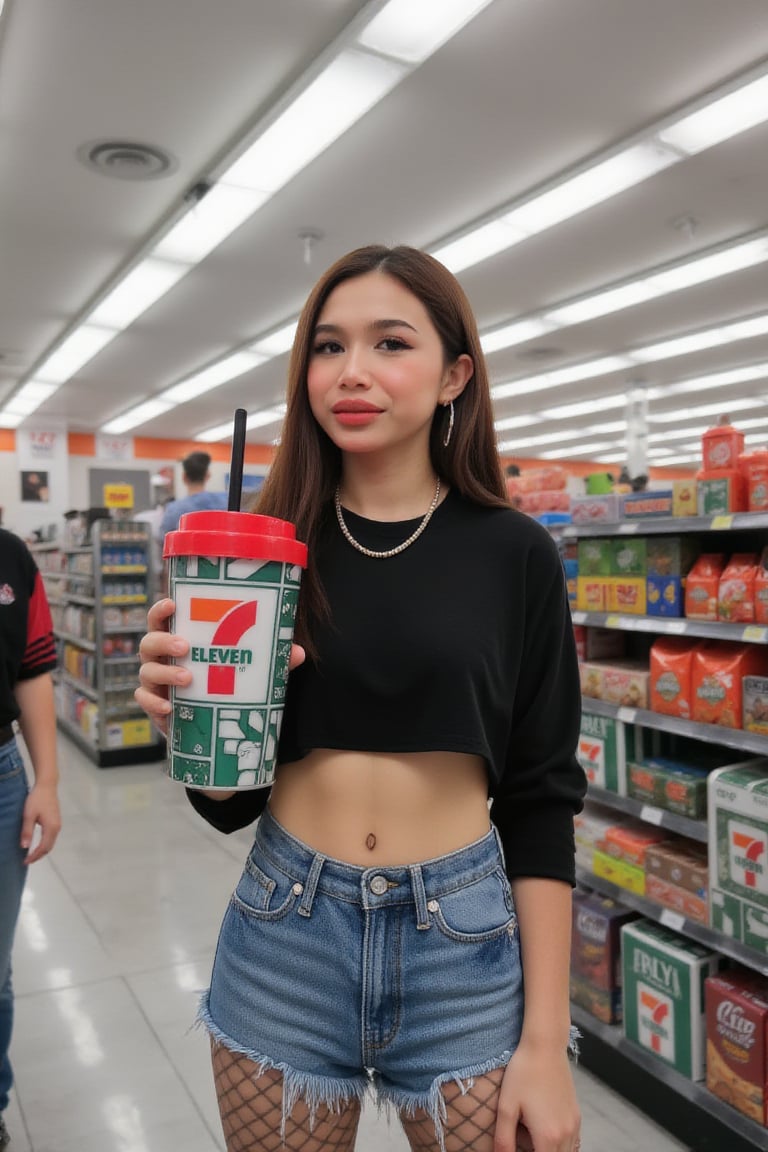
298;853;325;917
491;824;507;871
409;865;431;930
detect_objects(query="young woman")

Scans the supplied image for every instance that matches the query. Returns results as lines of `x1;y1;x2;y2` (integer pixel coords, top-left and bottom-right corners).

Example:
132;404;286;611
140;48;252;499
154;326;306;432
137;246;586;1152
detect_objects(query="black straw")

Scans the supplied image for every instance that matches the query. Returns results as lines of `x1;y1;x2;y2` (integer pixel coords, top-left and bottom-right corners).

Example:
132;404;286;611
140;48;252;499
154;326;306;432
228;408;247;511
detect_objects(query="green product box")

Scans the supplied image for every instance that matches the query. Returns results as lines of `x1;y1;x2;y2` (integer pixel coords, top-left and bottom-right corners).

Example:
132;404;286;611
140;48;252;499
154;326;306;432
646;536;700;578
708;761;768;954
621;919;724;1080
610;537;648;577
697;476;738;516
579;711;641;794
578;539;613;576
627;758;709;819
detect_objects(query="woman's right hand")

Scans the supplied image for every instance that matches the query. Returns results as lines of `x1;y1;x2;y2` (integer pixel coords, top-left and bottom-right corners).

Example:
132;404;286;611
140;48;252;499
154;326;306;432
135;598;307;738
136;598;189;737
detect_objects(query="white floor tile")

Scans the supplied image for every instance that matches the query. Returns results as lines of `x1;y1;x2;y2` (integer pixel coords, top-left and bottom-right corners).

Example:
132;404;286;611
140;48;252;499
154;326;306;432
6;733;693;1151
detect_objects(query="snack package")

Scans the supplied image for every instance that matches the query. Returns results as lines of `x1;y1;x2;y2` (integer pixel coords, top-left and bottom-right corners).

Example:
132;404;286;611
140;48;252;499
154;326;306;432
650;637;701;719
744;676;768;736
600;660;651;709
685;554;726;620
755;547;768;625
718;553;759;623
692;642;768;728
706;971;768;1123
672;479;697;518
647;537;700;578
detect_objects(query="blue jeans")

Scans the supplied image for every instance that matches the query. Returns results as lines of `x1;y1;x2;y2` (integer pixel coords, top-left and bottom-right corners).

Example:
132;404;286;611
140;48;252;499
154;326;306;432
199;807;524;1149
0;739;28;1113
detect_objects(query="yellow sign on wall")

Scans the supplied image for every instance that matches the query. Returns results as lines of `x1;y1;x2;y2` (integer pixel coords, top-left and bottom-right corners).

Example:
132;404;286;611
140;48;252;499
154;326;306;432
103;483;134;508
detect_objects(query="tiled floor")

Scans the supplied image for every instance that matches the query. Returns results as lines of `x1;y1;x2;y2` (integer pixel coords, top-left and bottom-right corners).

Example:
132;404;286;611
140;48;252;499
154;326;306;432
5;733;690;1151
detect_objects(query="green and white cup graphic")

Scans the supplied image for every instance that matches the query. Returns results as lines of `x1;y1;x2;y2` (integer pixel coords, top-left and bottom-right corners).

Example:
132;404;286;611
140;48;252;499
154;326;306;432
163;510;307;790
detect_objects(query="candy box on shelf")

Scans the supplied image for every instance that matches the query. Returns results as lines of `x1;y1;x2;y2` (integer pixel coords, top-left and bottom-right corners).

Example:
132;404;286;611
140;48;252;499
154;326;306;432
647;536;700;578
697;469;747;516
573;625;626;662
685;554;726;621
646;575;683;617
706;970;768;1124
580;661;605;701
574;804;622;873
577;538;613;576
598;820;670;868
692;642;768;729
610;537;647;577
627;758;709;820
672;479;697;518
650;637;700;720
570;892;638;1024
622;919;725;1080
744;677;768;737
599;660;651;709
718;553;760;623
646;840;708;897
739;449;768;514
607;577;647;616
620;490;675;519
570;494;620;524
644;873;708;925
576;578;609;612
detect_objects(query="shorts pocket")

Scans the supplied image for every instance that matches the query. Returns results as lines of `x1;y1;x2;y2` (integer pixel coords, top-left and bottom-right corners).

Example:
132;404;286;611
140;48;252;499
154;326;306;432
430;867;517;943
231;848;301;921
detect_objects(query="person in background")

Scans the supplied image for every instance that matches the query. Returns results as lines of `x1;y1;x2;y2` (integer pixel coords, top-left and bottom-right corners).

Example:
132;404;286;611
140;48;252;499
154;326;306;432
159;451;228;537
137;245;586;1152
0;530;61;1149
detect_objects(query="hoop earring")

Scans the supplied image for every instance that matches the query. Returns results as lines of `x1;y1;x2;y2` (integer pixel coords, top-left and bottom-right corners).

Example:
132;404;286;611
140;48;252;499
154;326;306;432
443;400;455;448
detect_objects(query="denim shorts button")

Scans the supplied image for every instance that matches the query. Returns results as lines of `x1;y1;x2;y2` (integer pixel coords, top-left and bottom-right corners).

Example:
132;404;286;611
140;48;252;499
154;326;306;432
292;882;303;896
370;875;388;895
427;899;439;913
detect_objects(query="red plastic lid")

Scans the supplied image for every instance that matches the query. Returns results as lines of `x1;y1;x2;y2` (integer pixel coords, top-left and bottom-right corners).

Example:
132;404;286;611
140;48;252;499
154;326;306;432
163;510;307;566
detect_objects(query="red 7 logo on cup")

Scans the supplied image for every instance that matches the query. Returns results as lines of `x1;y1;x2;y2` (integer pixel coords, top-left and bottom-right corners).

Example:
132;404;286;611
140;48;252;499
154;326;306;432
190;598;258;695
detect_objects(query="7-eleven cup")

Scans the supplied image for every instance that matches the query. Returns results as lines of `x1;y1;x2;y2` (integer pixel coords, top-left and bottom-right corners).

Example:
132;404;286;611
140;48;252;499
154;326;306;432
163;510;307;790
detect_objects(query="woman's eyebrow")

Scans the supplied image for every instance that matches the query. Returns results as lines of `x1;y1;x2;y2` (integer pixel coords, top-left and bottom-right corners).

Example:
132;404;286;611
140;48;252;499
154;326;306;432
314;318;418;335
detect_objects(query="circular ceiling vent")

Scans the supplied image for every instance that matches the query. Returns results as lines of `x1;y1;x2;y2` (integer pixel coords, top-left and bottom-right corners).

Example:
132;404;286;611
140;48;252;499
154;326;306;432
77;140;178;180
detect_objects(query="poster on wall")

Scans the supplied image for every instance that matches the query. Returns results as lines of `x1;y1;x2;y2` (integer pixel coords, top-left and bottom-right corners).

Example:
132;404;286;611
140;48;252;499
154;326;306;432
96;434;134;461
22;431;58;460
20;470;50;502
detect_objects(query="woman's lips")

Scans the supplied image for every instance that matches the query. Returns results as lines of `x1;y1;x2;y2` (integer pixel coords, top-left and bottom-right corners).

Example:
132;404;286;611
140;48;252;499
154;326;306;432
334;411;381;426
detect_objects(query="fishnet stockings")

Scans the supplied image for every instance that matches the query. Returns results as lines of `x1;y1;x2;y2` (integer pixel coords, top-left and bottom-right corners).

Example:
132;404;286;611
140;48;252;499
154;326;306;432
400;1066;532;1152
211;1042;361;1152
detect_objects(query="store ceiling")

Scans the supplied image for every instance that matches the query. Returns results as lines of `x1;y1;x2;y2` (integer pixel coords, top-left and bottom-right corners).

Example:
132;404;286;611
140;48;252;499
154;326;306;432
0;0;767;468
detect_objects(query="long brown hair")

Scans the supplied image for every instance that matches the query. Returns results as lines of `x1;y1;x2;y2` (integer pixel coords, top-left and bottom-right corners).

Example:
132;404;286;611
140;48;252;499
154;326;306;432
254;245;508;655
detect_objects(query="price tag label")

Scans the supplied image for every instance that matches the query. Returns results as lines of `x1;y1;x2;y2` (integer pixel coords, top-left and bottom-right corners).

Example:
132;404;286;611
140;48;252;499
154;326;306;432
605;615;621;628
571;612;586;625
665;620;688;634
640;805;664;826
617;707;638;723
710;515;733;530
742;625;768;643
618;522;639;534
660;909;686;932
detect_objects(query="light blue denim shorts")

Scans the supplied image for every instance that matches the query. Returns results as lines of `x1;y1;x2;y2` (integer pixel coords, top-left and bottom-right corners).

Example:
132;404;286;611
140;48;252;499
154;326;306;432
198;806;524;1143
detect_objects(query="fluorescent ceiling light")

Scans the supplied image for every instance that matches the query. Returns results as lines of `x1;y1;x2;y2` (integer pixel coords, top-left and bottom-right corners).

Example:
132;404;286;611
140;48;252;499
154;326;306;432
491;355;633;401
250;321;298;358
153;185;270;263
481;318;556;354
88;259;188;329
658;73;768;155
665;361;768;397
746;432;768;445
649;426;710;443
101;399;174;434
493;414;542;432
197;406;286;442
3;382;59;415
635;314;768;363
0;411;25;429
650;397;757;423
161;351;268;404
502;428;600;451
222;50;406;194
653;453;699;466
34;326;117;383
536;442;620;459
505;143;677;237
540;395;628;420
432;220;527;273
547;237;768;328
358;0;494;63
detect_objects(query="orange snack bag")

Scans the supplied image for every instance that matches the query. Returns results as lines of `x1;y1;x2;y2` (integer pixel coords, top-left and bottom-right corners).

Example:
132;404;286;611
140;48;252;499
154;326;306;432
685;554;726;620
650;637;700;719
691;642;768;728
755;547;768;626
718;553;759;623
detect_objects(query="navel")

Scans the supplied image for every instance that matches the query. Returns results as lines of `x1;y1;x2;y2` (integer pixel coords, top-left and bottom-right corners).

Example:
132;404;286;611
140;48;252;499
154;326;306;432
365;833;377;851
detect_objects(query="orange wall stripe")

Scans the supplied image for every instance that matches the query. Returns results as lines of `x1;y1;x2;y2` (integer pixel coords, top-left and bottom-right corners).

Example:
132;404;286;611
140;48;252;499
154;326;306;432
131;437;274;464
0;430;15;452
68;432;96;456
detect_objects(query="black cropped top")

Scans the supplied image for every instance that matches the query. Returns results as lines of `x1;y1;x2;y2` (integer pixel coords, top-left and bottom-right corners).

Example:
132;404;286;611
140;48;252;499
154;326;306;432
187;488;586;884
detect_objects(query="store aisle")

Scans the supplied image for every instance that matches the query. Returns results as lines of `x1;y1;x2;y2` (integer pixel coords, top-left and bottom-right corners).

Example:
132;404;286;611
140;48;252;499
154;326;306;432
7;734;689;1152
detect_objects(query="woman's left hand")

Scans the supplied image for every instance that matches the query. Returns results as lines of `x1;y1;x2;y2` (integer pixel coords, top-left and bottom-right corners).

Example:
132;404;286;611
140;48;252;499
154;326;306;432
21;782;62;864
494;1040;580;1152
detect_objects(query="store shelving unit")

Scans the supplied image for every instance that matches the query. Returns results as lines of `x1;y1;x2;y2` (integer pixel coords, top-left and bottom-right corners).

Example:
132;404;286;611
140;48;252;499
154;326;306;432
36;521;164;767
570;510;768;1152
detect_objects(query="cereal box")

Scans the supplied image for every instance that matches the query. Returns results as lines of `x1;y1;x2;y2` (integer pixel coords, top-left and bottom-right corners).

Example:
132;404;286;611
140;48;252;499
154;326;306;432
570;892;637;1024
706;971;768;1123
622;919;725;1080
578;710;640;794
744;676;768;737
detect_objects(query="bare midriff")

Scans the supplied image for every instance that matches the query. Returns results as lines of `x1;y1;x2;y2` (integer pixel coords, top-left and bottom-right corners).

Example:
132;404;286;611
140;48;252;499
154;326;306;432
267;748;491;866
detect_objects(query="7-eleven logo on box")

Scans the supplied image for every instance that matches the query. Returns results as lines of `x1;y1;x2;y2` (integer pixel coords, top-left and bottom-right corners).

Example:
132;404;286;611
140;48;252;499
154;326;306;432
578;736;605;787
728;819;768;895
638;983;674;1062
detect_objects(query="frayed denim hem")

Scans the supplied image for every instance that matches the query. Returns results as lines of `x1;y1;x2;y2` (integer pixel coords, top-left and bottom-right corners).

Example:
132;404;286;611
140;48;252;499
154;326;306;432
375;1051;514;1152
195;991;370;1142
568;1024;581;1061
